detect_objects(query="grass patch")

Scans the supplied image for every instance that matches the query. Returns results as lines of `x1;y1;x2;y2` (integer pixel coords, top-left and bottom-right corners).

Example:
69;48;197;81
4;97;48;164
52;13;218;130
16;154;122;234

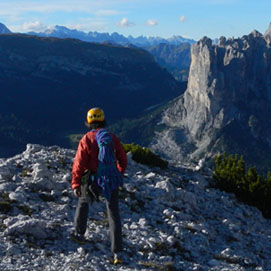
20;168;32;178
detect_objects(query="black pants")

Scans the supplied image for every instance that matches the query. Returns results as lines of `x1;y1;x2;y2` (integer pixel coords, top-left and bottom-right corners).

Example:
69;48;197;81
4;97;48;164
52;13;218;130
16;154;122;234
74;190;122;253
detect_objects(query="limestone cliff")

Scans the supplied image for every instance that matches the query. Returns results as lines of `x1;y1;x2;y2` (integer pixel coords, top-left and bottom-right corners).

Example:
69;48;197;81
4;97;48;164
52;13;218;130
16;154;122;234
151;27;271;171
264;22;271;41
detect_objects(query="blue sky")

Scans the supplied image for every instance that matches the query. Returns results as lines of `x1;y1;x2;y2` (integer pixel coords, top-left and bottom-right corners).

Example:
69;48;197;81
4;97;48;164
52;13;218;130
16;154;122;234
0;0;270;40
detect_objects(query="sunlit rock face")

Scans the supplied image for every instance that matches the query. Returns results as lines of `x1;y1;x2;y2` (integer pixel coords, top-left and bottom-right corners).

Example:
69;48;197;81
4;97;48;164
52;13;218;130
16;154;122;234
151;28;271;170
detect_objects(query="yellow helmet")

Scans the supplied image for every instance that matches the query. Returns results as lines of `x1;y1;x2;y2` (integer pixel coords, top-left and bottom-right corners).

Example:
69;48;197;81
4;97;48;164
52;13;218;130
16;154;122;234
86;107;105;124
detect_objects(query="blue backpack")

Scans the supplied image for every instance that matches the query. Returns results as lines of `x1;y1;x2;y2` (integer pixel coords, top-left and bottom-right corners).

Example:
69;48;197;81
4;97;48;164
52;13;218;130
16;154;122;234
95;129;123;200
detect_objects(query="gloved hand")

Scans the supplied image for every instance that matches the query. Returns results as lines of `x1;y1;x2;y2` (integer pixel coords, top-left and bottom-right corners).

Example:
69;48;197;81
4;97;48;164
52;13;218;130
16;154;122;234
73;187;81;197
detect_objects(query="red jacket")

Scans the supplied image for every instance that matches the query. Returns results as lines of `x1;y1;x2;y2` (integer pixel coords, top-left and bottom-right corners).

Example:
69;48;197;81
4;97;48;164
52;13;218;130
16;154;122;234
71;129;127;189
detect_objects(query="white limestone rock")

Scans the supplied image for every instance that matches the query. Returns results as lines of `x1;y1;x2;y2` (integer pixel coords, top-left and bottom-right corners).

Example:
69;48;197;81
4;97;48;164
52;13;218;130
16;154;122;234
0;144;271;271
3;216;48;239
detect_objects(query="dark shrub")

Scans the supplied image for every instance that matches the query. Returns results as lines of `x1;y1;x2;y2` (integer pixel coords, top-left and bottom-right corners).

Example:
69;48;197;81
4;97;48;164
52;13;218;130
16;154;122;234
122;143;168;169
213;153;271;218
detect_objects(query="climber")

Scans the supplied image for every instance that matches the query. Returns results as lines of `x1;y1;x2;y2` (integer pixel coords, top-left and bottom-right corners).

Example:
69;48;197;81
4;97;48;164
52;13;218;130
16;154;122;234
71;107;127;265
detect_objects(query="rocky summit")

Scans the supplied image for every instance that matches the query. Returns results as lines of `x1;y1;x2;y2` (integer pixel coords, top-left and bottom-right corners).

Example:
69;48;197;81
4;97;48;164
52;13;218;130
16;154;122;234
0;23;11;34
0;144;271;270
151;27;271;171
264;22;271;41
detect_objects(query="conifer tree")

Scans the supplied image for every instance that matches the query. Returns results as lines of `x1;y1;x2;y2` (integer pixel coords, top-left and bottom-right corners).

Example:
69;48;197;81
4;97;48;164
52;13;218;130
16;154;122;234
213;153;271;218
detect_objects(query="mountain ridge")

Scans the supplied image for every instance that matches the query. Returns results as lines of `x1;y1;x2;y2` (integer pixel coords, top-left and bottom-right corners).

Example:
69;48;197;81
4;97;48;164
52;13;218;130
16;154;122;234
0;22;193;83
0;22;196;46
28;24;196;46
0;23;11;34
144;42;191;81
0;33;182;158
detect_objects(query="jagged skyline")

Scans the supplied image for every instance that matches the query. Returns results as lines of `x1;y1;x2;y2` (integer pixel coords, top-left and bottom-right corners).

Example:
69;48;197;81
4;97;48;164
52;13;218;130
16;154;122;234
0;0;270;40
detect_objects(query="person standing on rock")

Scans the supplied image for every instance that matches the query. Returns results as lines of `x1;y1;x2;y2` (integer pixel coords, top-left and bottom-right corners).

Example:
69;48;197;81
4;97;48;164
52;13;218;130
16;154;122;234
71;107;127;265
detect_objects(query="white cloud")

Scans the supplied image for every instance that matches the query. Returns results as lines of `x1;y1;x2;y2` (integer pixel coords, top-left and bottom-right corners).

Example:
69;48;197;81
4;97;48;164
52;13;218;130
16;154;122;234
146;19;158;27
22;21;48;32
117;17;135;27
179;15;187;22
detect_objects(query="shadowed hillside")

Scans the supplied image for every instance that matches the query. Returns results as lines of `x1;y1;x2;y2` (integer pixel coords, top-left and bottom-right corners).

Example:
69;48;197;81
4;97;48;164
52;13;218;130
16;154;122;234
0;34;182;157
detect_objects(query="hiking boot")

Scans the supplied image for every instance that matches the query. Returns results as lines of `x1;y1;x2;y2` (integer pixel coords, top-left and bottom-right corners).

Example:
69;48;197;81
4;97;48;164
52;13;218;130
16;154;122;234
113;252;123;265
70;232;86;244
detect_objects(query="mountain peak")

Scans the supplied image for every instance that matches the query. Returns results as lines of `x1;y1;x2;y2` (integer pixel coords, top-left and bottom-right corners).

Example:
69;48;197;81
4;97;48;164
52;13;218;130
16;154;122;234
151;29;271;172
264;22;271;37
249;29;263;38
45;25;71;34
24;24;196;46
0;23;11;34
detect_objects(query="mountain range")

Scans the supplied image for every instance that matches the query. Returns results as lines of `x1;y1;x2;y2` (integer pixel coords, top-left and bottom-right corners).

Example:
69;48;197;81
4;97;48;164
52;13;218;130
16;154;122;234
28;25;196;47
1;22;271;174
0;23;195;47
